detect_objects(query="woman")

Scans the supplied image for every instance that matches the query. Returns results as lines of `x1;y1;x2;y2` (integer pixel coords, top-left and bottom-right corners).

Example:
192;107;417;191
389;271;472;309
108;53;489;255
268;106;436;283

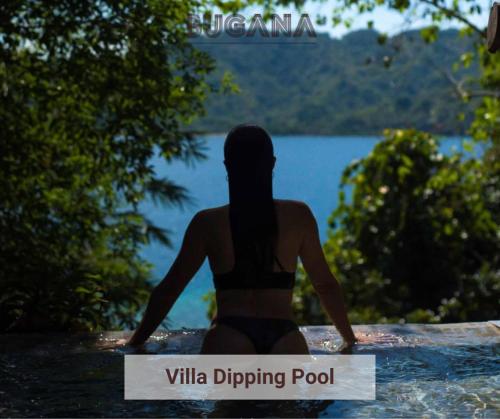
128;124;358;354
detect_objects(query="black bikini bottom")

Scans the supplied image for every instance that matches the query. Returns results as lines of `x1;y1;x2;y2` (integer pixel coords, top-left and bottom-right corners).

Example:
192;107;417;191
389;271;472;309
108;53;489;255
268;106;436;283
215;316;299;354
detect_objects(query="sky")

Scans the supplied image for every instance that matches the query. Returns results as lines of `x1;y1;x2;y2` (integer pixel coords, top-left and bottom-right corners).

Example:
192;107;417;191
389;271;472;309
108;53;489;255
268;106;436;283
231;0;494;38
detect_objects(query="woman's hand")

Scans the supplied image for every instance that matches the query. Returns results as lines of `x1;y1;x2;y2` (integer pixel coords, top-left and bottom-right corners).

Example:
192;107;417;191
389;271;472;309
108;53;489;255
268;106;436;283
99;337;145;350
355;332;400;344
339;332;401;352
338;338;357;354
106;337;152;353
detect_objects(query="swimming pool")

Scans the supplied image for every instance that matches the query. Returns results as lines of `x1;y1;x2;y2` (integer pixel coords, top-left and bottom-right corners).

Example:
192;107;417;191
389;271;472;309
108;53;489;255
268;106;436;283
1;322;498;417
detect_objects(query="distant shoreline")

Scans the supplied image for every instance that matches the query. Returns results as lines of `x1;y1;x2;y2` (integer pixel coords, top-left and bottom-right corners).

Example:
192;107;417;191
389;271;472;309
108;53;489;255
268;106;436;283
195;132;469;138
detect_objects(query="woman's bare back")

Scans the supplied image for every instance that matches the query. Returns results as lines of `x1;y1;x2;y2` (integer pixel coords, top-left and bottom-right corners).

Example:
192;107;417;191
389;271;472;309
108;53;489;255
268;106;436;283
204;199;305;274
200;199;308;319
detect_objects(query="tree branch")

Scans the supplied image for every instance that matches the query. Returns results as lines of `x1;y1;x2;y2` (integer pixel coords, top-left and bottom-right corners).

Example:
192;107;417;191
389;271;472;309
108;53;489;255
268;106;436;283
420;0;487;38
427;58;500;99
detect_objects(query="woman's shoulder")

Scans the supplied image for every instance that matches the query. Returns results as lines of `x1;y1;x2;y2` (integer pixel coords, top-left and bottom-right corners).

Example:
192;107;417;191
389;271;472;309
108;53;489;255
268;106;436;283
274;200;315;228
186;206;228;235
191;205;229;222
193;201;313;221
274;199;313;215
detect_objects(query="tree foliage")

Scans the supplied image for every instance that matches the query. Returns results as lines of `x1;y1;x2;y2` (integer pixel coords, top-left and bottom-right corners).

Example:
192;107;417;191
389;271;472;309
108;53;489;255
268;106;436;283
293;129;499;324
0;0;216;331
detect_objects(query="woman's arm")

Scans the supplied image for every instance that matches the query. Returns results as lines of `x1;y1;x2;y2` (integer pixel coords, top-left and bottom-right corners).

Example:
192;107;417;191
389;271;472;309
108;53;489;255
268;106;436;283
128;211;207;346
298;204;357;345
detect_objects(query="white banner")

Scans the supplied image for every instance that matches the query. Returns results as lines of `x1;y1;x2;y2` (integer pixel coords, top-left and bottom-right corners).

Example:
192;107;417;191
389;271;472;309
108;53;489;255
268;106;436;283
124;355;375;400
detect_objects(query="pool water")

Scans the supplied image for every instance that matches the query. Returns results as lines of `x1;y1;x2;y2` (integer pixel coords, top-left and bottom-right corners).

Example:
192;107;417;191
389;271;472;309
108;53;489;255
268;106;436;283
0;322;498;417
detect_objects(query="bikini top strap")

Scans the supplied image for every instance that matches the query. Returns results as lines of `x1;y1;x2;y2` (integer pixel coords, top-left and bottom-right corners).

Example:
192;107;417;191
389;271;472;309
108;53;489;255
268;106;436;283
273;254;286;272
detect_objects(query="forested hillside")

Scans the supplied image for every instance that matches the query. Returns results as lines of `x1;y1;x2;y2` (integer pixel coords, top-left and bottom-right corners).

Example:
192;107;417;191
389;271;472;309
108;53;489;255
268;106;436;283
195;29;478;135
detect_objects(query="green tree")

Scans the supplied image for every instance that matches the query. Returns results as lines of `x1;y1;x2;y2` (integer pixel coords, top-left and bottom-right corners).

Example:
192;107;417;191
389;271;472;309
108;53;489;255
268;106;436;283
0;0;217;331
293;129;499;324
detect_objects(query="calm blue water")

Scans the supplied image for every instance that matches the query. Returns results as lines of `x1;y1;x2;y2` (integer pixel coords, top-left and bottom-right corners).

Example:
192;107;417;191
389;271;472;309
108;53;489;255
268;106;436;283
140;135;465;329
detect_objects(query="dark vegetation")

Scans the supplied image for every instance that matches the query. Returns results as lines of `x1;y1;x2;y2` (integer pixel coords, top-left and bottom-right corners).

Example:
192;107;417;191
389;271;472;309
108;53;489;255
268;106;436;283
293;129;499;324
0;0;216;331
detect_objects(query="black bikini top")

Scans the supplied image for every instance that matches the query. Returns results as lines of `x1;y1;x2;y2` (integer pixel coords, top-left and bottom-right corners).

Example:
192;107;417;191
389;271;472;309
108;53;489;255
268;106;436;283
213;254;296;290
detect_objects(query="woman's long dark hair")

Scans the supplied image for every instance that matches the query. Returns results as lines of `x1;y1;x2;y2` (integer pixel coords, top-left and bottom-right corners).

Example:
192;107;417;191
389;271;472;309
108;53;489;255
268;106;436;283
224;124;278;275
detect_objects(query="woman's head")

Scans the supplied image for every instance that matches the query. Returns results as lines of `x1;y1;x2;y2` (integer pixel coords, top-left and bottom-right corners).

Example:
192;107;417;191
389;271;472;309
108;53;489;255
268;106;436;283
224;124;276;184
